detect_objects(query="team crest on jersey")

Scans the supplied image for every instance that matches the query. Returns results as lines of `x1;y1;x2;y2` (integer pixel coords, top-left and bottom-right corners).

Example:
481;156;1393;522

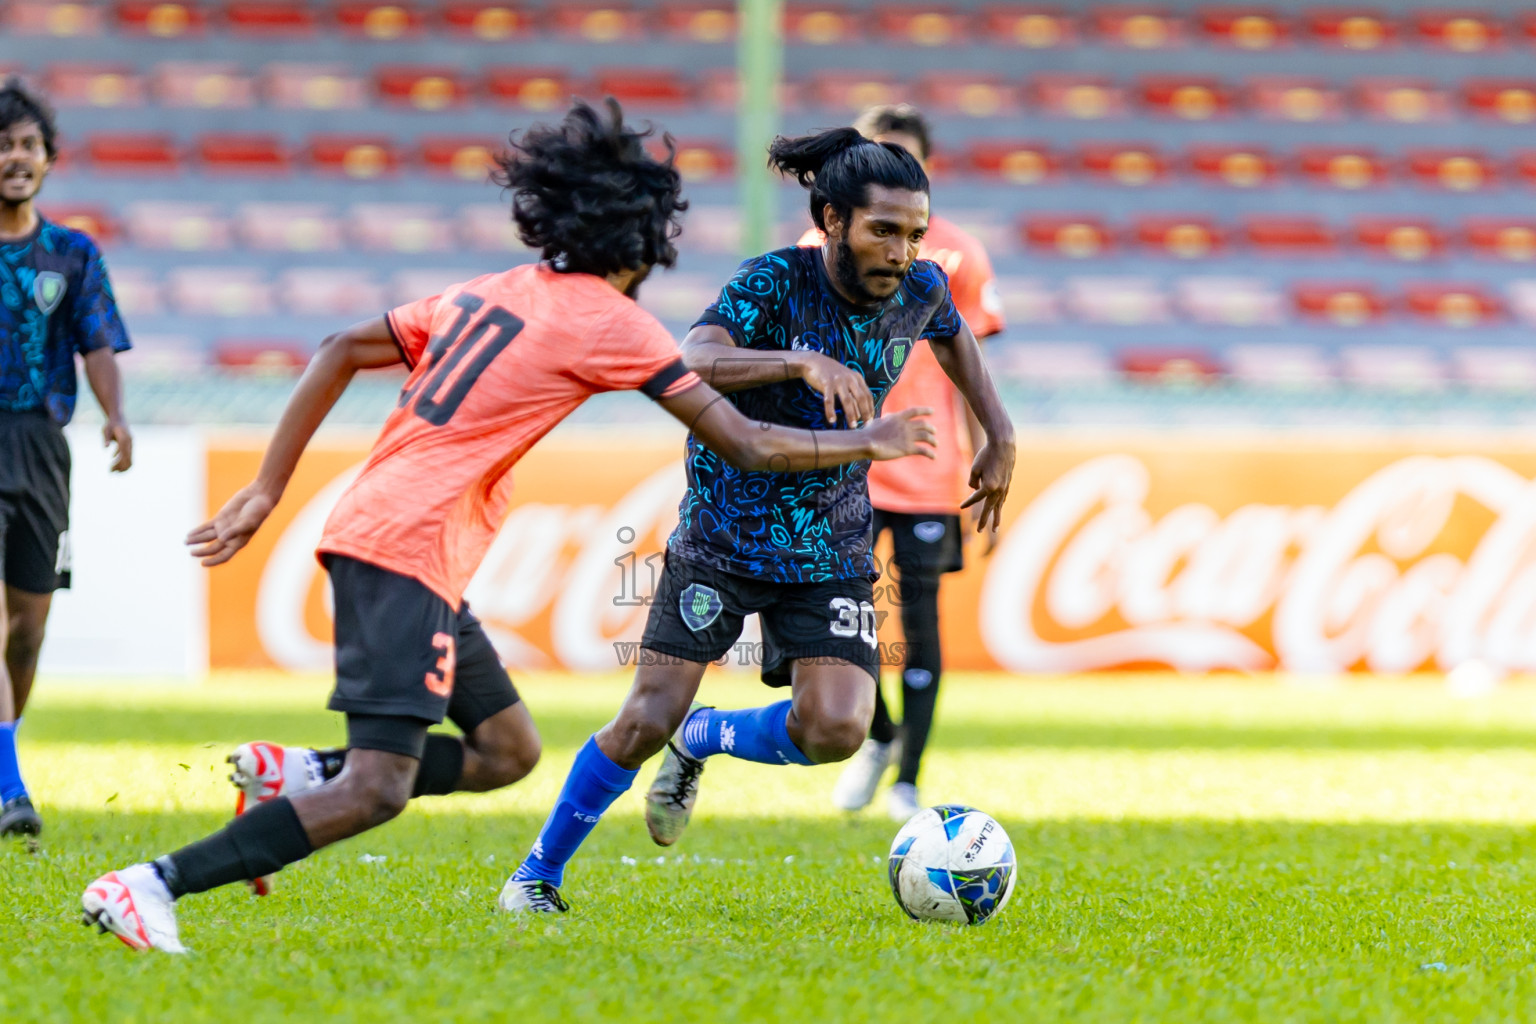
33;272;66;315
679;583;723;632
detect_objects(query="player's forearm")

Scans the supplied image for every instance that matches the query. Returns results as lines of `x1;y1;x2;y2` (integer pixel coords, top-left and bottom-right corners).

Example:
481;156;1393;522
738;423;873;473
682;340;810;394
82;348;127;426
931;333;1014;446
253;333;358;496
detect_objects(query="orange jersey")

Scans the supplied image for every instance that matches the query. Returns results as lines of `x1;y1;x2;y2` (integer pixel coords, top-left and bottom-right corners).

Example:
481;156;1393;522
797;215;1004;515
318;263;699;607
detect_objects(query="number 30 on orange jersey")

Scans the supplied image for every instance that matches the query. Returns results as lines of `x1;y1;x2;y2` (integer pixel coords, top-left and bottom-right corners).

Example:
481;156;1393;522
426;632;457;697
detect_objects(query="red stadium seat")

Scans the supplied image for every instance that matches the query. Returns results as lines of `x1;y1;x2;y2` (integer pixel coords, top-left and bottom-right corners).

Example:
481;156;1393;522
1306;9;1396;49
1403;283;1504;328
1176;276;1284;326
1415;10;1501;52
1464;219;1536;262
916;74;1018;117
664;139;735;182
308;135;400;178
1022;215;1112;258
262;63;368;109
1248;77;1343;122
1340;346;1445;391
654;4;735;42
1353;218;1446;261
589;69;694;107
784;5;860;44
1200;8;1289;49
5;2;107;36
348;203;454;253
1066;278;1171;325
1521;13;1536;47
484;68;573;111
968;141;1060;184
1187;144;1277;187
1077;142;1168;186
1029;74;1125;119
39;205;117;244
1245;216;1336;255
441;2;536;40
278;269;385;317
1464;80;1536;124
1118;348;1220;382
222;1;316;34
197;134;289;174
1405;149;1497;192
548;3;644;42
1293;282;1388;326
419;137;500;181
86;134;179;174
1513;152;1536;190
1354;78;1452;123
1139;76;1233;120
44;64;146;107
804;73;902;112
375;66;469;110
980;7;1075;48
153;61;256;108
335;2;424;39
1296;146;1388;189
1134;215;1225;258
1091;7;1183;48
213;339;306;373
1452;348;1536;392
457;202;530;252
115;1;206;35
875;6;970;47
124;201;230;249
236;202;344;251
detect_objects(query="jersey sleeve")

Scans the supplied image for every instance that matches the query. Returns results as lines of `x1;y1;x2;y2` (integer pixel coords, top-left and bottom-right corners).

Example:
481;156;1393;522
579;303;702;398
385;293;440;368
914;260;965;340
692;252;791;349
949;237;1006;338
71;240;131;355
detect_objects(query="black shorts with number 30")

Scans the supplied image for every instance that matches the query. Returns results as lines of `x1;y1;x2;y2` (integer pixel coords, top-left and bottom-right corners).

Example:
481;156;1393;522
640;552;880;686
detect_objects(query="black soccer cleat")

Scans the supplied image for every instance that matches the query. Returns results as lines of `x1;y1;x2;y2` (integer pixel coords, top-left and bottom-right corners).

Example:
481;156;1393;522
0;795;42;838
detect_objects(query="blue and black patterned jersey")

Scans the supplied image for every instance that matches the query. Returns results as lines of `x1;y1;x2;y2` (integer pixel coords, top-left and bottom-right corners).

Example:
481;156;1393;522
0;218;130;425
668;245;963;582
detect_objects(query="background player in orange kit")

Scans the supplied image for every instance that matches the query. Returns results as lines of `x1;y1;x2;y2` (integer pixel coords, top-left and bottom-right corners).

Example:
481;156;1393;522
800;105;1008;821
77;99;938;953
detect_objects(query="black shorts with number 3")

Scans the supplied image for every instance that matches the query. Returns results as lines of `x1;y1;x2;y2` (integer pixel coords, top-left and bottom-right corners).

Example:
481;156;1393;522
640;552;880;686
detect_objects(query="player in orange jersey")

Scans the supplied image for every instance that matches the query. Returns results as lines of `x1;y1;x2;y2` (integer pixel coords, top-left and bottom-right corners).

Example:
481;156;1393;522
799;106;1008;821
79;100;938;953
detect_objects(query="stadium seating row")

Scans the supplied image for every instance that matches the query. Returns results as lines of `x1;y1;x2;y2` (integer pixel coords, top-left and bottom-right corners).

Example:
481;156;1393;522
5;1;1533;54
24;62;1536;124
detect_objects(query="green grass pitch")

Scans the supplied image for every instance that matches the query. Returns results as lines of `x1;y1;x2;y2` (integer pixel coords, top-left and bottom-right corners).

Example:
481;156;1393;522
8;671;1536;1023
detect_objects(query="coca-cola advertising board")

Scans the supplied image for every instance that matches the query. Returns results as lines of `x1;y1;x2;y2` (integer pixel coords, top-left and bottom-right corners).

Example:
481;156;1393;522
205;431;1536;676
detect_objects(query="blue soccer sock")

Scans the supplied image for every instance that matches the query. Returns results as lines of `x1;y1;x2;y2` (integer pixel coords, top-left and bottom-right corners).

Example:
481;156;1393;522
679;700;815;766
0;720;27;802
512;736;637;887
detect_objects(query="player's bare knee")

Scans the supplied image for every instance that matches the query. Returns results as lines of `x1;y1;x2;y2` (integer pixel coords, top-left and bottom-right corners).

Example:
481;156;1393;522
337;769;412;827
606;711;673;766
492;736;541;787
799;713;868;763
5;619;45;665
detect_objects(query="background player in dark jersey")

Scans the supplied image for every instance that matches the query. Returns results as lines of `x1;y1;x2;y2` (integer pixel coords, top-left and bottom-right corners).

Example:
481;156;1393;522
502;127;1015;912
0;80;132;839
80;101;936;951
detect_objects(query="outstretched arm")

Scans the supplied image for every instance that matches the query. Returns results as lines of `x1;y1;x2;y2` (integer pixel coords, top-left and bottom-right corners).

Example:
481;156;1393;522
928;319;1016;532
681;325;876;427
656;379;934;473
186;316;402;566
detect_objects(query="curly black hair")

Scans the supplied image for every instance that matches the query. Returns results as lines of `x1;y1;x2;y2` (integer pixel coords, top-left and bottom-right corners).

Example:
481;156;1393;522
494;98;686;277
767;126;928;233
0;76;58;159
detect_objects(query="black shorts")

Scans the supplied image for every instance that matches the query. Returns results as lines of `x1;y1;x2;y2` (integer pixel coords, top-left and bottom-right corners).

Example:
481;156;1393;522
873;509;963;577
640;552;881;687
0;412;71;594
323;554;519;756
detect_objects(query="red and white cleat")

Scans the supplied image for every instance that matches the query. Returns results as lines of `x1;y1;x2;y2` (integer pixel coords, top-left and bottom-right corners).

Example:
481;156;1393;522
81;864;186;954
228;741;324;896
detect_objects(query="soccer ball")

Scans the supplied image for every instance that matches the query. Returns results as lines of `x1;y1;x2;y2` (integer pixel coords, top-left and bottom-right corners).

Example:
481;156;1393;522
887;804;1016;925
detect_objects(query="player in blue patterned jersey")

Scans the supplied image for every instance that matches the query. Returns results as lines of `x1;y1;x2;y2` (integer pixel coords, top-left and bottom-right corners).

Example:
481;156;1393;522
0;80;132;839
501;126;1014;913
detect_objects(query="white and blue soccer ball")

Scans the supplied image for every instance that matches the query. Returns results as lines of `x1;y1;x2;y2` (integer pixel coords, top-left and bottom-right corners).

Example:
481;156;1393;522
887;805;1016;925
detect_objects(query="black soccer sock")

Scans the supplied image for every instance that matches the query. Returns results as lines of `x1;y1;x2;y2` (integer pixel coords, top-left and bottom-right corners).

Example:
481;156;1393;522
895;571;944;787
868;685;898;744
411;734;466;797
155;797;313;898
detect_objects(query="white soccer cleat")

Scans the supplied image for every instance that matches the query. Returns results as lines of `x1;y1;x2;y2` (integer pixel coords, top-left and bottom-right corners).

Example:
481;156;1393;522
887;782;922;823
81;864;186;954
497;877;570;914
228;741;323;896
830;738;895;812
